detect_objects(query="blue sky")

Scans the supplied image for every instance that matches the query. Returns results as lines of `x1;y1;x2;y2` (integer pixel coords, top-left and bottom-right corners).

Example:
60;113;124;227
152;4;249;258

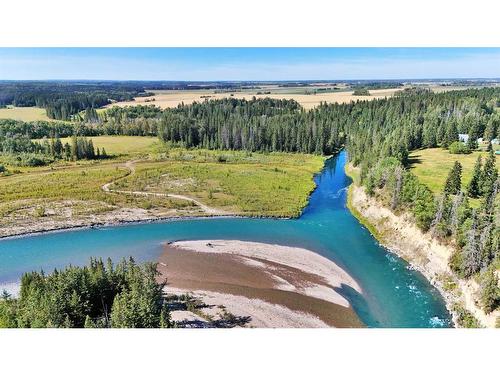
0;48;499;80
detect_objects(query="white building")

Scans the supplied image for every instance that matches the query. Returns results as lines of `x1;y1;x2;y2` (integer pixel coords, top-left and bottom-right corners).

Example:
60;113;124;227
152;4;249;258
458;134;469;143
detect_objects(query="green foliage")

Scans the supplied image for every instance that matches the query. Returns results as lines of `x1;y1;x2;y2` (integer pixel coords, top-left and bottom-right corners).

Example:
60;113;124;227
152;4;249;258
363;157;437;232
443;161;462;194
0;258;171;328
448;141;471;154
453;303;483;328
352;88;370;96
110;262;170;328
467;156;482;198
481;150;498;197
479;267;500;313
443;120;459;148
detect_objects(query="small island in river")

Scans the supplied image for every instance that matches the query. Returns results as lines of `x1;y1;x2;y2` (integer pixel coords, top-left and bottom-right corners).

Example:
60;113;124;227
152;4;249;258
159;240;364;328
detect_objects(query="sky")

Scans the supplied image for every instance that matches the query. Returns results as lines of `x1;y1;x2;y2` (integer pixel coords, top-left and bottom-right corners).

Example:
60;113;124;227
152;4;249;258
0;48;500;81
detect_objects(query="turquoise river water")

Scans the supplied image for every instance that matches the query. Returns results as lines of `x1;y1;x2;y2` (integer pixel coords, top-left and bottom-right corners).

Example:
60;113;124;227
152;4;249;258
0;151;452;327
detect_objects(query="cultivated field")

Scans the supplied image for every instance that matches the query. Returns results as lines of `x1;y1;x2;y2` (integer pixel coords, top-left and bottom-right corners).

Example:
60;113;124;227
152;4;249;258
106;85;480;110
0;106;52;121
106;88;401;110
409;148;498;193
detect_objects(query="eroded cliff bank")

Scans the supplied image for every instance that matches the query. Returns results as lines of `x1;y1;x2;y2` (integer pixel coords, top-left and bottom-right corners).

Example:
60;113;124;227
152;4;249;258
345;165;499;328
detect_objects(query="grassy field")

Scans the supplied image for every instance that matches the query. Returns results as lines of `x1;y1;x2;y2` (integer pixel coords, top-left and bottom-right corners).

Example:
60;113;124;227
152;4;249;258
0;164;127;204
0;106;52;121
115;148;325;217
0;138;325;233
55;136;159;156
409;148;498;193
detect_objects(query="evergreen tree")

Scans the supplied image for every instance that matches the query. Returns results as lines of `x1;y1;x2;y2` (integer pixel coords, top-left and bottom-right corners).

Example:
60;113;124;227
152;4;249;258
463;213;482;278
63;143;71;160
442;120;459;148
484;116;498;142
481;150;498;196
479;267;500;313
467;156;482;198
70;135;78;161
444;161;462;195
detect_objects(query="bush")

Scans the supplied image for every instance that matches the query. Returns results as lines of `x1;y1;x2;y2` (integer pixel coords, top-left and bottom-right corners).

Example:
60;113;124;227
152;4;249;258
217;154;228;163
34;206;46;217
352;88;370;96
453;303;482;328
448;141;471;154
0;164;5;173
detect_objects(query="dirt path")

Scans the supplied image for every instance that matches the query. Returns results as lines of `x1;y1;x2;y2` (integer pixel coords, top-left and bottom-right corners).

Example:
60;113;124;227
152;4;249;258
101;160;228;215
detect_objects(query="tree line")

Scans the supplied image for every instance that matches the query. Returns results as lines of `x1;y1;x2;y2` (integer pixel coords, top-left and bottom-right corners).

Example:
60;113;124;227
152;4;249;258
0;258;171;328
3;88;499;159
0;134;106;168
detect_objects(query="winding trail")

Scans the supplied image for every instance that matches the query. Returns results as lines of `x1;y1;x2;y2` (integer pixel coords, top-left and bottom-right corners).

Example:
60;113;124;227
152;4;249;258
101;160;228;215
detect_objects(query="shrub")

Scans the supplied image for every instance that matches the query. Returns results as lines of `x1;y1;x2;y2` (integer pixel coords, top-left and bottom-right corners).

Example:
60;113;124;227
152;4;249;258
352;88;370;96
448;141;471;154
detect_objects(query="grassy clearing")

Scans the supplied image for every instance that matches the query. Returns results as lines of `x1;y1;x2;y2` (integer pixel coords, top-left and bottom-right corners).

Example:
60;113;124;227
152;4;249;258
54;136;159;156
0;164;128;204
0;162;194;220
0;106;52;121
115;148;325;217
409;148;498;193
0;139;324;224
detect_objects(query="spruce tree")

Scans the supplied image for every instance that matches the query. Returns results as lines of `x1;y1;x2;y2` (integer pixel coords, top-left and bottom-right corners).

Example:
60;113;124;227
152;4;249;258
479;267;500;313
443;120;459;148
467;156;482;198
444;161;462;195
463;213;481;278
481;150;498;196
70;135;78;161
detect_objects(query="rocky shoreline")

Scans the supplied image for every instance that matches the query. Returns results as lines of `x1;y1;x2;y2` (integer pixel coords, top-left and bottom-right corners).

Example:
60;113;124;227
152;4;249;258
0;209;296;241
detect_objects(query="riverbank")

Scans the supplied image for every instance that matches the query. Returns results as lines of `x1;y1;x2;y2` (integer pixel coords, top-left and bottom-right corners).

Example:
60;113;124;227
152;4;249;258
0;204;236;239
345;164;499;328
158;240;364;328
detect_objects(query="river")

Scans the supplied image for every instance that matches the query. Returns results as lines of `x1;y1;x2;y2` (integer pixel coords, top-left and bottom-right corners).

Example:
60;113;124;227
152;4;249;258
0;151;451;327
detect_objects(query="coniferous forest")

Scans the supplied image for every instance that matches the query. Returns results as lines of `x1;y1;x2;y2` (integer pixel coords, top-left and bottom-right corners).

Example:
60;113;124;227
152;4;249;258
0;258;170;328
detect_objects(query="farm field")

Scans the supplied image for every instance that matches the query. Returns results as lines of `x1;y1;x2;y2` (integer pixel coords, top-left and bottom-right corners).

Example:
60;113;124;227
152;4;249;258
409;147;498;193
105;85;480;110
0;106;52;121
106;87;401;110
